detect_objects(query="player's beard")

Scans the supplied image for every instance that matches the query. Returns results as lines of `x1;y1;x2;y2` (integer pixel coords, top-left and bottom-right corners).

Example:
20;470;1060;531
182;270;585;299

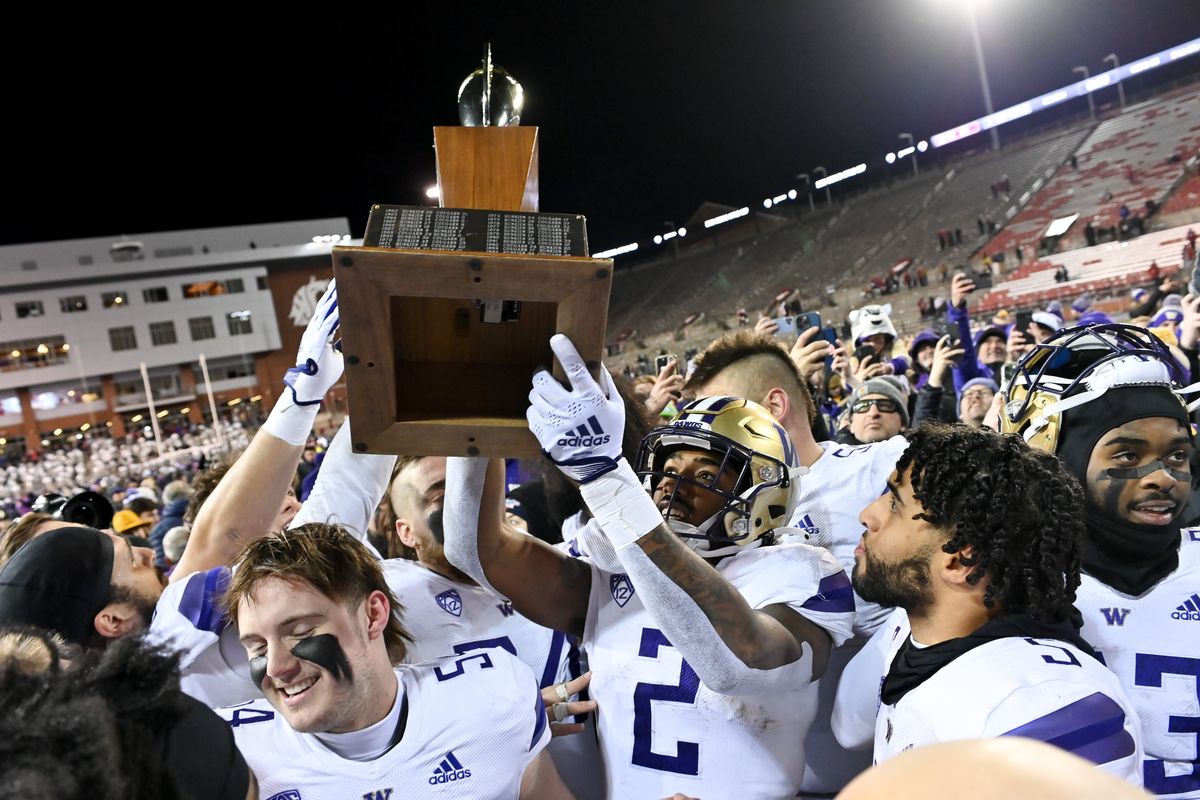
852;543;935;614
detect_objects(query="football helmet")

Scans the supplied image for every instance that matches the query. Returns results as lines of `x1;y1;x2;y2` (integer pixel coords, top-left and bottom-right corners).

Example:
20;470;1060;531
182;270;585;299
1000;323;1189;453
633;396;799;549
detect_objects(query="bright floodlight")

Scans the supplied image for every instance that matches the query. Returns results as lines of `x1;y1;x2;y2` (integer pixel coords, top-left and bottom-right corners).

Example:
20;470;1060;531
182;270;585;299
704;207;750;228
677;227;687;237
885;152;896;164
787;189;798;200
653;234;664;245
593;242;638;258
425;185;440;199
763;198;773;209
917;140;928;152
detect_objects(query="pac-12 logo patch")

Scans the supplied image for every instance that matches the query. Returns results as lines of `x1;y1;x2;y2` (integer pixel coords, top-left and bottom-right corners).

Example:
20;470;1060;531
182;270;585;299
436;589;463;617
610;574;635;607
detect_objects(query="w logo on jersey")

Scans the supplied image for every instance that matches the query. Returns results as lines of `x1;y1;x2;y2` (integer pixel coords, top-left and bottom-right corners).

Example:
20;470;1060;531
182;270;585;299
1100;608;1131;626
362;790;392;800
496;600;515;617
429;751;472;784
266;792;302;800
795;513;821;539
610;573;635;607
1172;594;1200;621
436;589;463;617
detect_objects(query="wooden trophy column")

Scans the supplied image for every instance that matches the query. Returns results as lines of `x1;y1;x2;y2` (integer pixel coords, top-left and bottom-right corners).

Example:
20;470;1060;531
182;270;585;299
434;126;539;212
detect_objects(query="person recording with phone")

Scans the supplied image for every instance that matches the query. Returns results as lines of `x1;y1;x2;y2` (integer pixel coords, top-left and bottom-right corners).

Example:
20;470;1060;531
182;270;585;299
944;271;1018;391
845;305;910;389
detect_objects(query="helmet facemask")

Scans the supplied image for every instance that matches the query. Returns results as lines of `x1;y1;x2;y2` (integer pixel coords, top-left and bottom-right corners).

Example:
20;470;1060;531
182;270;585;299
1002;323;1189;452
635;427;791;552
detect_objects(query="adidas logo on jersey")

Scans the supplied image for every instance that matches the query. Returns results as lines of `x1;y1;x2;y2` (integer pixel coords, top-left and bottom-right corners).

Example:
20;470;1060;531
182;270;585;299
795;513;820;538
557;417;610;448
429;751;472;784
1172;594;1200;621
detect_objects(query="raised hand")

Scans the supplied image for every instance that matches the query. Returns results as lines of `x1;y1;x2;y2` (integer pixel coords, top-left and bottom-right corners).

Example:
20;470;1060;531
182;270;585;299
283;280;342;406
527;334;625;483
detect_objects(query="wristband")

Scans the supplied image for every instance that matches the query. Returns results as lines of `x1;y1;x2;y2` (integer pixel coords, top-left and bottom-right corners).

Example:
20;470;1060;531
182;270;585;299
260;392;319;446
579;460;664;550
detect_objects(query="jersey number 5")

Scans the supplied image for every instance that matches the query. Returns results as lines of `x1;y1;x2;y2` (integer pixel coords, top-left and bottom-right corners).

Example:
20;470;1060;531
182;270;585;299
633;627;700;775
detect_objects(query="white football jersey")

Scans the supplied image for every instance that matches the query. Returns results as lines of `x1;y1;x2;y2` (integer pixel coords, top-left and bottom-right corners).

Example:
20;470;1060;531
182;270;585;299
382;558;575;687
220;652;550;800
1077;529;1200;798
582;540;855;799
782;436;907;636
380;558;605;800
780;436;906;795
873;611;1143;785
146;566;255;707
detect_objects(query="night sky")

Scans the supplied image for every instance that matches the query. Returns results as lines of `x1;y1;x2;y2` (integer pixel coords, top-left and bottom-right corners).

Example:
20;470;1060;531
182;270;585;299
4;1;1198;254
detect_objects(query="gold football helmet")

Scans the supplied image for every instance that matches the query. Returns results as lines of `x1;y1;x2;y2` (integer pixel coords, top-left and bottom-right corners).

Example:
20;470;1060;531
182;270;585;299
1000;323;1187;453
634;396;799;547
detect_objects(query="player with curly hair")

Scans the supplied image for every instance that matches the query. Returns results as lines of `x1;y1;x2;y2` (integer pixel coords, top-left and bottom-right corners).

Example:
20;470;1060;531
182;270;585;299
864;421;1084;621
833;422;1143;786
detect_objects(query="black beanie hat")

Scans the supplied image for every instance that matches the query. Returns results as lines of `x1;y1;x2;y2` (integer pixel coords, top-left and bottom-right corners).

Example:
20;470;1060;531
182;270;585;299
0;526;114;645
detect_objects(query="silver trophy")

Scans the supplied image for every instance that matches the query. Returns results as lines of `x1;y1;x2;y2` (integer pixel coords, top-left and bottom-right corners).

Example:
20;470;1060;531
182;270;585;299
457;43;524;127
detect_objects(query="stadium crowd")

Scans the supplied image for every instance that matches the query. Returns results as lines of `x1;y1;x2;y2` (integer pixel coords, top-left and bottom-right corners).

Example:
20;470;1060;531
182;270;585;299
2;71;1200;795
0;251;1198;798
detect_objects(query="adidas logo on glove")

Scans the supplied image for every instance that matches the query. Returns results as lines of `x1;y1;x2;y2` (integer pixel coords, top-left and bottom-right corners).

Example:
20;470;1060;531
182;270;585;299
557;416;610;448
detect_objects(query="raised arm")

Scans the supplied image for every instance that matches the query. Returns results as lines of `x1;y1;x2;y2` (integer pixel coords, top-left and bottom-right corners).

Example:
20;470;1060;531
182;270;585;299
442;457;591;638
528;335;834;694
287;418;395;554
173;281;342;581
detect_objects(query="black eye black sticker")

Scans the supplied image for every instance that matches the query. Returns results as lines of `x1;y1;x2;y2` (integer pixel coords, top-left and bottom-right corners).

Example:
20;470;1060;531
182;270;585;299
291;634;354;681
1102;459;1189;483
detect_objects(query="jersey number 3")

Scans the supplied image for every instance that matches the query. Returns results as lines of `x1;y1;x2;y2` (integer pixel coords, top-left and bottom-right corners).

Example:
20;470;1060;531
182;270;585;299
633;627;700;775
1135;653;1200;794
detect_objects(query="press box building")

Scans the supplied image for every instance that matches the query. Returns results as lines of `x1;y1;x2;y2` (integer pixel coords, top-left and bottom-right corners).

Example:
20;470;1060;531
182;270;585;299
0;219;350;456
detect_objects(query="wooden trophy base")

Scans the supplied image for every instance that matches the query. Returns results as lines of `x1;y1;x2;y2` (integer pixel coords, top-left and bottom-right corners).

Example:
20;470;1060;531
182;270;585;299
333;246;611;458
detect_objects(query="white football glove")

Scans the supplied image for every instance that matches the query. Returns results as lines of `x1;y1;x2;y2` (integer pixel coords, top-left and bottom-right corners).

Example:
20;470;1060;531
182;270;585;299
284;279;342;406
527;334;624;483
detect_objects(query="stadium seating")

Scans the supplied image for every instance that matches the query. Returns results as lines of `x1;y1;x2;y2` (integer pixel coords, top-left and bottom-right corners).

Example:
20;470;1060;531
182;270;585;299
975;222;1193;313
986;85;1200;256
866;127;1091;276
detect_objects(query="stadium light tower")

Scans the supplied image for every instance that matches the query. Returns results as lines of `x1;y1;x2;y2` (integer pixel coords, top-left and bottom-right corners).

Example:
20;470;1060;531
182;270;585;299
899;132;919;176
796;173;815;212
1073;65;1096;119
965;1;1001;151
813;166;832;205
1103;53;1126;109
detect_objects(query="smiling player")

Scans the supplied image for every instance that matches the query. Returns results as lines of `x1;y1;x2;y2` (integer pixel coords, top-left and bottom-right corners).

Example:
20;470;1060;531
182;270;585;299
216;523;570;800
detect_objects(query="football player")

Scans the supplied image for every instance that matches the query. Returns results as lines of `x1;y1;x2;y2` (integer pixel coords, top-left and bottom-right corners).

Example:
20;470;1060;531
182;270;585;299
685;329;906;796
833;422;1142;783
443;334;855;799
1001;323;1200;796
384;455;600;799
217;523;570;799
